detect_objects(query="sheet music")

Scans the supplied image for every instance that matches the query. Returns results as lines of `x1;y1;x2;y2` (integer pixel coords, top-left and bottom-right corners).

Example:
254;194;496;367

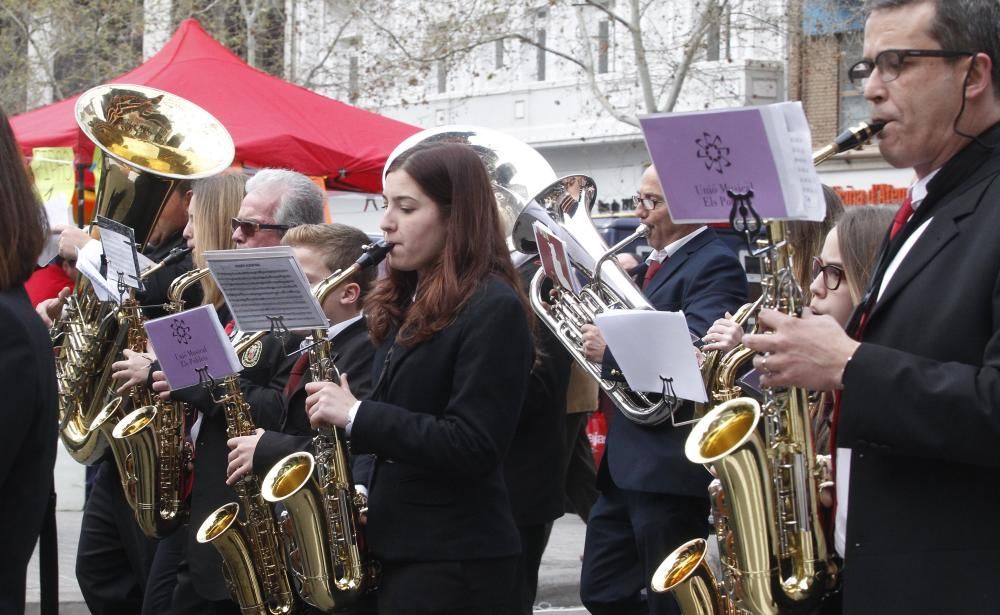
37;198;73;266
594;309;707;402
204;247;328;332
145;304;243;389
96;216;143;291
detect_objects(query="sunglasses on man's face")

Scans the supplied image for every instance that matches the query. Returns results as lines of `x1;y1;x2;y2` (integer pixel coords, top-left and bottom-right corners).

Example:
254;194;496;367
231;217;290;236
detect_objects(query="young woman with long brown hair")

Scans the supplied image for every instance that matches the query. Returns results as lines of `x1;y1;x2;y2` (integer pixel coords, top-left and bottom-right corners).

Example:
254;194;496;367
304;142;534;614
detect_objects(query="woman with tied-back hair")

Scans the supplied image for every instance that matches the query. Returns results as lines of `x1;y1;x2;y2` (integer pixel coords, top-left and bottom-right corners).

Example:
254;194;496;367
0;105;58;614
304;142;534;614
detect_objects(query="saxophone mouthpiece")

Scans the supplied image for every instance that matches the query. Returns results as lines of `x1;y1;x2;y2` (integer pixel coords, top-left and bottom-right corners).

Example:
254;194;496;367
162;246;193;266
358;240;393;269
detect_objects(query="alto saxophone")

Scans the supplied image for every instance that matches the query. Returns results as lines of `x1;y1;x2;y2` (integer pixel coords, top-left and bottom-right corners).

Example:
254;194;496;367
196;330;296;615
652;121;885;615
103;266;207;537
260;240;390;612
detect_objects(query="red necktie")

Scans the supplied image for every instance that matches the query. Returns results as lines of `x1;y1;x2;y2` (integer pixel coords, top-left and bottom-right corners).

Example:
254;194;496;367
284;352;310;398
642;258;665;290
889;194;914;240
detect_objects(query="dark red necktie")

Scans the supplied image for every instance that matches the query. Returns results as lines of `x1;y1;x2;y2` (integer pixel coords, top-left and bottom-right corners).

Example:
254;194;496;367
642;258;665;289
284;352;310;398
224;320;236;335
889;194;914;240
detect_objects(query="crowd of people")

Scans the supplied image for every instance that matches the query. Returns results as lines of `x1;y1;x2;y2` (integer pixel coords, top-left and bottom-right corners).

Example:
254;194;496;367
2;1;1000;614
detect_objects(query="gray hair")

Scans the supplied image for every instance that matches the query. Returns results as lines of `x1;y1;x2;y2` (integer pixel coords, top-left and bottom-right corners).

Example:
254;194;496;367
864;0;1000;98
245;168;325;228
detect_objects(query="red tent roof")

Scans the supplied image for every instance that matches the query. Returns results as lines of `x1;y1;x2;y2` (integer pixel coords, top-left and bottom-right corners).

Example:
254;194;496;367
11;18;420;193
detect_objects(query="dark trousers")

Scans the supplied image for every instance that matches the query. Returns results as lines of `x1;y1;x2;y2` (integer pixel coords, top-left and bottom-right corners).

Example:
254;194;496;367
377;557;519;615
563;413;598;522
170;559;240;615
141;525;186;615
506;523;554;614
76;459;157;615
580;482;710;615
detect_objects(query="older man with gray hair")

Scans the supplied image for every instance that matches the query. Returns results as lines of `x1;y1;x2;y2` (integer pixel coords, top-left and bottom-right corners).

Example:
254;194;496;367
231;169;326;248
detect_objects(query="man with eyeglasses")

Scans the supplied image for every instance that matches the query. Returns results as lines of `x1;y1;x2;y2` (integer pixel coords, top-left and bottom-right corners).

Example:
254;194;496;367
743;1;1000;613
578;164;747;615
231;169;325;248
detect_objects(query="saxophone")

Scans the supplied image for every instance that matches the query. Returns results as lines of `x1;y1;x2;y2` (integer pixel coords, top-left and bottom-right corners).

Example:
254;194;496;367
260;241;390;612
652;121;885;615
105;266;208;537
196;331;295;615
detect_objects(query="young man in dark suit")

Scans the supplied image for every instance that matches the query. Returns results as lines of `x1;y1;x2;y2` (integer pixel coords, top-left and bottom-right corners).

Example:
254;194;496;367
578;164;748;615
225;222;378;482
744;1;1000;613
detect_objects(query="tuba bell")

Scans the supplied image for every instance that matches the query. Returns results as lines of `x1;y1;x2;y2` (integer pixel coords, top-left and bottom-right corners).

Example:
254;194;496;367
56;84;234;465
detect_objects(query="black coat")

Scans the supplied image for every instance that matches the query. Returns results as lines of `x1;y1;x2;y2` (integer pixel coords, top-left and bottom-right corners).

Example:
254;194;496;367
838;122;1000;614
350;277;533;561
0;286;58;614
503;262;572;527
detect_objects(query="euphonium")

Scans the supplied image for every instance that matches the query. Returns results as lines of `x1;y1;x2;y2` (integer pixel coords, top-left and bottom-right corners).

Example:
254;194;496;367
509;175;678;425
653;121;885;615
108;266;208;537
261;241;391;612
57;84;234;464
197;332;295;615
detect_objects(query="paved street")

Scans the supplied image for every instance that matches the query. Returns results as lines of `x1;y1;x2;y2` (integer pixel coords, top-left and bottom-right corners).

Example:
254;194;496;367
26;445;590;613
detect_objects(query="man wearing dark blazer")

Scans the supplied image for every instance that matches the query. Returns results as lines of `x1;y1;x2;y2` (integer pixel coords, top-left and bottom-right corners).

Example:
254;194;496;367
578;164;748;615
744;2;1000;613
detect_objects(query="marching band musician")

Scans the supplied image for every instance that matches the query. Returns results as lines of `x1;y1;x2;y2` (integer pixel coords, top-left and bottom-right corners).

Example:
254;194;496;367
0;105;58;615
743;1;1000;613
225;222;377;493
51;180;197;615
224;222;378;615
150;168;325;614
304;142;534;615
110;172;249;614
578;164;748;615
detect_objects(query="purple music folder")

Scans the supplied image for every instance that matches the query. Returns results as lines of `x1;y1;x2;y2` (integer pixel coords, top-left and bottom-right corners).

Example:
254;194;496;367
639;102;823;223
145;304;242;390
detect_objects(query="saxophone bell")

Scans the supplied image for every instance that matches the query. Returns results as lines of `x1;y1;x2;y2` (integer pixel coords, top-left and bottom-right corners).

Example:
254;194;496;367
651;539;730;615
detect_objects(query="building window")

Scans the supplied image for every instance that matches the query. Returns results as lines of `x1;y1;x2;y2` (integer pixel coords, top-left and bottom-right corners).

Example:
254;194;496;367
437;61;447;93
536;27;546;81
348;55;359;102
597;20;610;74
839;30;868;131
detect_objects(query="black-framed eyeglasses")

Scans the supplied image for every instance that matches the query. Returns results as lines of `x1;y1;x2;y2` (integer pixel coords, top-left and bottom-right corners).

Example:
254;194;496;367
847;49;974;87
633;193;665;211
231;217;290;236
811;256;845;291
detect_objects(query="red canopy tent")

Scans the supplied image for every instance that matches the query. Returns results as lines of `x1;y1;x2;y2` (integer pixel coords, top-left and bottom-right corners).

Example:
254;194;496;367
11;18;419;193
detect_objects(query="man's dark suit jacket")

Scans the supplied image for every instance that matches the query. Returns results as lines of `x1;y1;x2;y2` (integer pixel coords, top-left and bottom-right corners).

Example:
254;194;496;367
837;122;1000;614
604;228;748;497
0;286;57;614
171;330;299;601
350;277;533;562
252;316;376;484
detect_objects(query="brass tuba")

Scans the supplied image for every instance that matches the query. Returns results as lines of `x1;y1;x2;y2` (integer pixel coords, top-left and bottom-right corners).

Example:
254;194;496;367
56;84;234;464
652;121;885;615
261;241;391;612
196;331;295;615
509;175;678;425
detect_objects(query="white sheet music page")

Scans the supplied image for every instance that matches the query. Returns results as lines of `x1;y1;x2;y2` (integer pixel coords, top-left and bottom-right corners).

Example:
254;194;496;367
203;246;327;333
594;309;708;403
